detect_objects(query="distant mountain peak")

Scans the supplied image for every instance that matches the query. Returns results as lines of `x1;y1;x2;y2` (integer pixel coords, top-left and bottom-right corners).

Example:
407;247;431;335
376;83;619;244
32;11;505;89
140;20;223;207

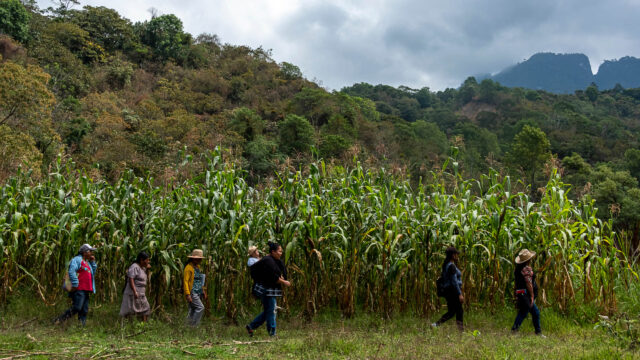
489;52;640;93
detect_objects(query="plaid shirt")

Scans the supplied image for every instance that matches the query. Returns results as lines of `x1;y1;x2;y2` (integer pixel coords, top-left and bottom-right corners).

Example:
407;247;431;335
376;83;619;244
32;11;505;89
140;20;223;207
252;283;283;297
522;266;534;287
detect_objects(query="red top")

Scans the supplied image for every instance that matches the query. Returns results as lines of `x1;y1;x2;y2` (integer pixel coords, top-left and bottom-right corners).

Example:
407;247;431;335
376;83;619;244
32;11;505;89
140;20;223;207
76;260;93;291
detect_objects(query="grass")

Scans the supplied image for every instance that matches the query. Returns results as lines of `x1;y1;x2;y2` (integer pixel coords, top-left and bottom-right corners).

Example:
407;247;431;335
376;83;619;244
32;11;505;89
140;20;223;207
0;298;638;359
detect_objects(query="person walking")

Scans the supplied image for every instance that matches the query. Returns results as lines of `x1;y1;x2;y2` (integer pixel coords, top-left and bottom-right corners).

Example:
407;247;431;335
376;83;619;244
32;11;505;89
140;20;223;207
183;249;207;326
511;249;545;337
246;242;290;337
54;244;98;326
120;251;152;321
432;246;464;331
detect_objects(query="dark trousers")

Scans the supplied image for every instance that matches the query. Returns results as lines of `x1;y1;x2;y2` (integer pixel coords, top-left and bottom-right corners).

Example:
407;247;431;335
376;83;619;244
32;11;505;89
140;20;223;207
436;292;463;326
511;297;541;333
56;290;91;325
248;295;277;335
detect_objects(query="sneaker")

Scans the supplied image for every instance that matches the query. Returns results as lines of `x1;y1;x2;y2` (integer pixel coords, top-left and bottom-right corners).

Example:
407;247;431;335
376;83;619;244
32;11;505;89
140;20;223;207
245;325;254;337
536;333;547;339
430;323;438;328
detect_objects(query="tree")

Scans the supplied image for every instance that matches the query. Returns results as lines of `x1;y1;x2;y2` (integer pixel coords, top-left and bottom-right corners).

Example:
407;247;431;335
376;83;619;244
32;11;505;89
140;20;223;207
0;125;42;182
507;125;551;192
42;22;105;63
278;114;314;155
244;136;278;176
228;107;264;142
561;153;592;192
279;62;302;80
319;134;350;159
68;6;135;52
585;83;598;103
457;77;477;104
624;148;640;181
478;79;499;104
142;14;190;62
0;0;31;43
0;60;55;127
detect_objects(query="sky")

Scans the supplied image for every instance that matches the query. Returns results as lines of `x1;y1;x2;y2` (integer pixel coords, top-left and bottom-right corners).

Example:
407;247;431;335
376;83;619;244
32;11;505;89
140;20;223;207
37;0;640;91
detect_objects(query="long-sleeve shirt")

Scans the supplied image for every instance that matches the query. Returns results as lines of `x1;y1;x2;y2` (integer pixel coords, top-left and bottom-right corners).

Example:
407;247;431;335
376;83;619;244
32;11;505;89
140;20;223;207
444;262;462;296
183;263;205;295
68;255;97;294
250;256;287;296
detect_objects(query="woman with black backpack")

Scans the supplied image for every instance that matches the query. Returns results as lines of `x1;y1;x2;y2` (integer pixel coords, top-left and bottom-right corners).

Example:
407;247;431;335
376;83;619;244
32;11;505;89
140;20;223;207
246;242;291;337
432;246;464;331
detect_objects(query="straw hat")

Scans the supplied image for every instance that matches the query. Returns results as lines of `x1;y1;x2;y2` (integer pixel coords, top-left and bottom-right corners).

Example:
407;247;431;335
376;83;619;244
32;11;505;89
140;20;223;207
188;249;204;259
248;246;258;256
515;249;536;264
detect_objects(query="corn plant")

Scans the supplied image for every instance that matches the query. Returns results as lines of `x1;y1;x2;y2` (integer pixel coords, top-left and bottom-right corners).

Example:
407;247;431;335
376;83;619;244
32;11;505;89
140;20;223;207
0;149;635;319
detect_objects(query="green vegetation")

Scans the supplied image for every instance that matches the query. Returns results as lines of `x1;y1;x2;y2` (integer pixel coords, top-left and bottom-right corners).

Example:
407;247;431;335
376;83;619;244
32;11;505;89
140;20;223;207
2;2;640;356
2;1;640;240
0;150;631;321
0;302;637;359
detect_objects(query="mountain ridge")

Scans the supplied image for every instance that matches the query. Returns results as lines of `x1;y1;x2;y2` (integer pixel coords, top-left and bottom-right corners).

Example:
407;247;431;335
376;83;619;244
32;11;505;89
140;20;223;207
488;52;640;93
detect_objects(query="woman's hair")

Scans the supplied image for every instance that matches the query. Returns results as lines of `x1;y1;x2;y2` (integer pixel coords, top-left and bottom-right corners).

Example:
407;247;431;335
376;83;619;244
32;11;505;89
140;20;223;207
268;242;281;254
442;246;459;271
515;259;530;273
248;246;258;256
136;251;150;264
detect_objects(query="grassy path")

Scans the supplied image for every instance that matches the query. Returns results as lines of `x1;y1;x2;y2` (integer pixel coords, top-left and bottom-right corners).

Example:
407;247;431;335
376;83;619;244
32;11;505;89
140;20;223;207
0;304;637;359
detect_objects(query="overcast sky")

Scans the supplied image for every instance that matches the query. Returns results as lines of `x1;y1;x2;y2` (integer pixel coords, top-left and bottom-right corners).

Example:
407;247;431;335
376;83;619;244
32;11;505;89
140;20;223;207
38;0;640;91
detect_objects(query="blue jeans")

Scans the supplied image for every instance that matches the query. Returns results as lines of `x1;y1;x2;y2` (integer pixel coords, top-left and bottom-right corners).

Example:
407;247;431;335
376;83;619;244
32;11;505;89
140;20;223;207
56;290;90;325
512;298;541;334
249;295;277;335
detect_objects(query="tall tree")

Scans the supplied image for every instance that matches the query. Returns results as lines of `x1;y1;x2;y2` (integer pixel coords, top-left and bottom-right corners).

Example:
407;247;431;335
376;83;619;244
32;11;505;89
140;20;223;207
0;0;31;43
507;125;551;193
142;14;190;62
278;114;314;155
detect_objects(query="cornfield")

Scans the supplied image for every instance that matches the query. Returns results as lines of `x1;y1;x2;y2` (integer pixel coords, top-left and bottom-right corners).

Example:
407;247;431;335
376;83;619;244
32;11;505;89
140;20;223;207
0;149;635;320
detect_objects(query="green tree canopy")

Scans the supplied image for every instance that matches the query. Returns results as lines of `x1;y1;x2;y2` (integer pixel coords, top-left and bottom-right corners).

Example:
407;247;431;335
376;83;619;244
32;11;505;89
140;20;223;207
69;6;135;52
507;125;551;190
142;14;190;62
278;114;314;155
0;0;31;43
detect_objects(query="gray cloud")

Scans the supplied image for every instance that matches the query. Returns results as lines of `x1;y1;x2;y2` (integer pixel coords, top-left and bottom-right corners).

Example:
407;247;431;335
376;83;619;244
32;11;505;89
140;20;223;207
36;0;640;90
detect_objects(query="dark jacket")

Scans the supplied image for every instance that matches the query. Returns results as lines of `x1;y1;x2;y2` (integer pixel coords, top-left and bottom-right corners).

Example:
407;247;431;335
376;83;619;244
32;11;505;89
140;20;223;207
251;255;287;290
442;262;462;296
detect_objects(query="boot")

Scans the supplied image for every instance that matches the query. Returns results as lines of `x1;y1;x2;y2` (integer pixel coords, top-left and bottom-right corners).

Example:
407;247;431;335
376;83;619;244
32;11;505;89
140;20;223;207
456;320;464;332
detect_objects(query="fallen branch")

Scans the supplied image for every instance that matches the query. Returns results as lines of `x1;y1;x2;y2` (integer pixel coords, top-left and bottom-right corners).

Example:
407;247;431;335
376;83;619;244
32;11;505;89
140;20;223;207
180;349;196;355
125;330;147;338
13;318;37;329
90;348;106;359
220;340;273;346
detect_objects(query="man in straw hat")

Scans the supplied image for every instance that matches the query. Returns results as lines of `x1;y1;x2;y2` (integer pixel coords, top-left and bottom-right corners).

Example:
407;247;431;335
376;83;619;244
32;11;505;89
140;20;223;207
183;249;207;326
511;249;544;337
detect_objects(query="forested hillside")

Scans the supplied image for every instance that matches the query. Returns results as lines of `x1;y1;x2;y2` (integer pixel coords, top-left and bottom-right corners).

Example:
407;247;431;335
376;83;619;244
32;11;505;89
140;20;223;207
3;1;640;239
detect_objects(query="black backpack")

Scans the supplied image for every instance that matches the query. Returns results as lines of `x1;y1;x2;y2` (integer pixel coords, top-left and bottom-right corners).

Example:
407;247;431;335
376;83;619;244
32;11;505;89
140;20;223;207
436;275;446;297
436;263;449;297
